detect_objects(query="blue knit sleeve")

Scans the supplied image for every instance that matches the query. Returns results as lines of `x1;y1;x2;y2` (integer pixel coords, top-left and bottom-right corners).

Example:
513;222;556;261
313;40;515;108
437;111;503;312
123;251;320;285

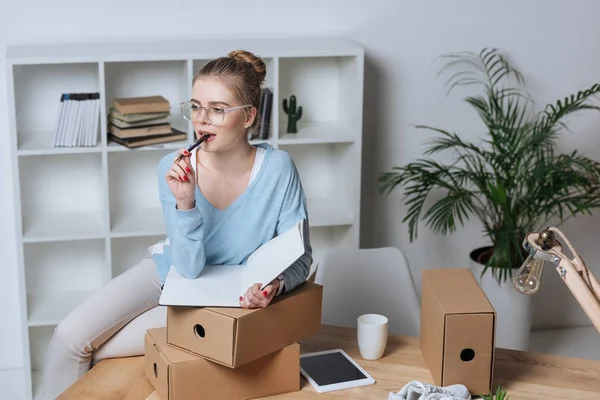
275;157;313;293
157;154;207;279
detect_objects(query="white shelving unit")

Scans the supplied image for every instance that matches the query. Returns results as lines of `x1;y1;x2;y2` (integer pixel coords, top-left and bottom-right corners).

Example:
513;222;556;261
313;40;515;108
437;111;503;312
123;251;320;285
5;37;364;399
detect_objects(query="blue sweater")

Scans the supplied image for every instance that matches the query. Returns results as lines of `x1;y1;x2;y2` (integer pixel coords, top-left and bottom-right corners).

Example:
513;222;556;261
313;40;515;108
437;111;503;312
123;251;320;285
150;142;312;294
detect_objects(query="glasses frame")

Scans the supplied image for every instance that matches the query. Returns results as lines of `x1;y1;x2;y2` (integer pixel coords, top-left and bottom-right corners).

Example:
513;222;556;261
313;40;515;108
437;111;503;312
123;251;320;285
180;101;252;126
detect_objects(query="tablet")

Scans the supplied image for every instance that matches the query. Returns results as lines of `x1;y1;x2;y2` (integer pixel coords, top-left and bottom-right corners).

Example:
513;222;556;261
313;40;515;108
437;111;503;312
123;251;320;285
299;349;376;393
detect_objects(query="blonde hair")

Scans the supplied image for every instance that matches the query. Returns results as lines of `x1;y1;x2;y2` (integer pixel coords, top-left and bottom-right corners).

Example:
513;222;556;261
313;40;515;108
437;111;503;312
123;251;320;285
193;50;266;138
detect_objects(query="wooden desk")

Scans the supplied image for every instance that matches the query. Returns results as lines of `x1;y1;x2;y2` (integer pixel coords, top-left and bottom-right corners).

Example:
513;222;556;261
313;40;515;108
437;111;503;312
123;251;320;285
58;325;600;400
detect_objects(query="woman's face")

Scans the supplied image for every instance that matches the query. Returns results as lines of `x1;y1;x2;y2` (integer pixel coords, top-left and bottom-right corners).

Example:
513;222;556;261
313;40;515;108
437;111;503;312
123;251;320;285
190;77;256;152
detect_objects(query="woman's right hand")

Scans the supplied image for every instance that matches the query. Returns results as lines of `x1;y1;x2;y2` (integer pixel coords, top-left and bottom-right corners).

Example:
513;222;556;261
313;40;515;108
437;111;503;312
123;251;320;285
166;149;196;209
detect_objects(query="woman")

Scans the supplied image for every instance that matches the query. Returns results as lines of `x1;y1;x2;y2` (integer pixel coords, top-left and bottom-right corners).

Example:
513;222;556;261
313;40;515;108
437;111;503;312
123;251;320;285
38;49;312;400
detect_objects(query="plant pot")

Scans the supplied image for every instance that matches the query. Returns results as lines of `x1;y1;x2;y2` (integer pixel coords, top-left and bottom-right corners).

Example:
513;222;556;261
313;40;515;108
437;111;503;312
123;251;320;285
469;246;534;351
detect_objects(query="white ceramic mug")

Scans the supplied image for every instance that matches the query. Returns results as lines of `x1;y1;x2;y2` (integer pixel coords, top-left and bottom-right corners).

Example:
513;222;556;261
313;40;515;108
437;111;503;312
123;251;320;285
357;313;389;360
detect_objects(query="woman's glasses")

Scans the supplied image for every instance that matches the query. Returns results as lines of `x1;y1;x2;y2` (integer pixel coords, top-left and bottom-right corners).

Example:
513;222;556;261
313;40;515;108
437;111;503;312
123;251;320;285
180;101;251;126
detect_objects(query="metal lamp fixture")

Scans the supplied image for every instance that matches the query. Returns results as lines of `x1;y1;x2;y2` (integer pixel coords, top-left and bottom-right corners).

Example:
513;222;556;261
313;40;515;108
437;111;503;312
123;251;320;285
513;226;600;333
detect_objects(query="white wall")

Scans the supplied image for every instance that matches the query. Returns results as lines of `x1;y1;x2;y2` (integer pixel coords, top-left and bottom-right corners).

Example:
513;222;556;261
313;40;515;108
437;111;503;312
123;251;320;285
3;0;600;370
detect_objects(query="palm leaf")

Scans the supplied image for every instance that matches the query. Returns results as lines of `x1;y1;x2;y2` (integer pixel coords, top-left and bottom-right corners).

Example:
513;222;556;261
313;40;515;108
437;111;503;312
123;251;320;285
380;47;600;281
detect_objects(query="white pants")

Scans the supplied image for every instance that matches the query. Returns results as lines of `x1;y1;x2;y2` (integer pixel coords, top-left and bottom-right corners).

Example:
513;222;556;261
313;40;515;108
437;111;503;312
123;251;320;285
37;258;166;400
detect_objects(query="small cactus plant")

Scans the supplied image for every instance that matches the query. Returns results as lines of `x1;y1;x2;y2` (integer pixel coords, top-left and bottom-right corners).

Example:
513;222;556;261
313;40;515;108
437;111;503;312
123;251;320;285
282;94;302;133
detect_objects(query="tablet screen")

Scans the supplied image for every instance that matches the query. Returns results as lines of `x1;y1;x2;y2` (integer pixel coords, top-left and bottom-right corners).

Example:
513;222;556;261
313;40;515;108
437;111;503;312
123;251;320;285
300;351;367;386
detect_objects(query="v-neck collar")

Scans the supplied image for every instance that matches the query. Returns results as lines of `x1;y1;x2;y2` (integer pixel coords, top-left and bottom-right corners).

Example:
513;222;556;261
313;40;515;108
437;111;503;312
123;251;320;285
190;143;272;212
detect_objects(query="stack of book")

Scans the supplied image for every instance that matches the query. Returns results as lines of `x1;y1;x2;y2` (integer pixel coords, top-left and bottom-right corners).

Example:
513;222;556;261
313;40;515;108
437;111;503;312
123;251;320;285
52;92;101;148
107;95;187;148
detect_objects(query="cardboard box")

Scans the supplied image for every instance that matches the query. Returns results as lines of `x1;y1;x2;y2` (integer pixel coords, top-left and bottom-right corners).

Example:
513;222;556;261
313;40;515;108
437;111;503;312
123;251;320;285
420;268;496;395
167;281;323;368
145;327;300;400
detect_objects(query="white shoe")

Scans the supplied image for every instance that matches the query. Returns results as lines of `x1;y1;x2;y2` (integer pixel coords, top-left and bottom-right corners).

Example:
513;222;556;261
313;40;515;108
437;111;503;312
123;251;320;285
387;380;471;400
419;394;466;400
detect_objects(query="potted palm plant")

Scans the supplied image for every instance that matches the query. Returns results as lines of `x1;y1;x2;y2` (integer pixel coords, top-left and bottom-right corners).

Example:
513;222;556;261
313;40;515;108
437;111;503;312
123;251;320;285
379;48;600;350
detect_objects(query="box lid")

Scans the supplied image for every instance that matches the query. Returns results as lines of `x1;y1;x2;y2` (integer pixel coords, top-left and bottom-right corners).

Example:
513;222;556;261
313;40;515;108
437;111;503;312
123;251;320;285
423;268;494;314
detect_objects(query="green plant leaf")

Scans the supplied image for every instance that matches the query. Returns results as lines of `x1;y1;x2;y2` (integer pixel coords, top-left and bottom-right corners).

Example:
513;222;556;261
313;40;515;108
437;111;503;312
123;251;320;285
479;384;511;399
379;47;600;281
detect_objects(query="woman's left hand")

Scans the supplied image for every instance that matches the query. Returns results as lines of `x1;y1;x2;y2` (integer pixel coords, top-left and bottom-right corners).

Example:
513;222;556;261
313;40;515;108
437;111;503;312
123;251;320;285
239;280;279;309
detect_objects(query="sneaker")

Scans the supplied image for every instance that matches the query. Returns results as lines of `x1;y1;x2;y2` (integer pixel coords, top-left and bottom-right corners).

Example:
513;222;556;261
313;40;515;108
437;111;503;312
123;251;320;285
420;394;466;400
387;380;471;400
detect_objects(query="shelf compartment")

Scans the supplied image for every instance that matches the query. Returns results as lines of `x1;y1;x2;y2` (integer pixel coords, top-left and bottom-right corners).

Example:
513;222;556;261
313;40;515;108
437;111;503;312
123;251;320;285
21;211;105;243
18;153;106;241
111;235;165;278
278;56;361;141
24;239;106;325
29;325;54;394
280;142;359;227
278;121;357;144
109;207;166;237
108;150;171;235
12;63;101;153
104;60;192;147
27;290;97;327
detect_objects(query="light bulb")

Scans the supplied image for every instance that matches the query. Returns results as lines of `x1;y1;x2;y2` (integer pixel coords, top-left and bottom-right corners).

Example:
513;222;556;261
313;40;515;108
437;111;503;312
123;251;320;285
513;254;545;294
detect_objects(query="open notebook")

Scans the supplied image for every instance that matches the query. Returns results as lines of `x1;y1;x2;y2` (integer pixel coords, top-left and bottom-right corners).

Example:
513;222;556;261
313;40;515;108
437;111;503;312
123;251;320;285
159;219;307;307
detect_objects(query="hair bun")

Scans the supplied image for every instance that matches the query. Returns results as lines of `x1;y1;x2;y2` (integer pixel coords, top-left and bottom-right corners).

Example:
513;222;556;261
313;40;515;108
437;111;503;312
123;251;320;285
228;50;267;84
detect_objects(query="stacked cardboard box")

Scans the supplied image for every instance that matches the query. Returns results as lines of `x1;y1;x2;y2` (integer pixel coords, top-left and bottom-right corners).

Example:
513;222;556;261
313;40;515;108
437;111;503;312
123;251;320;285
145;281;323;399
107;95;187;148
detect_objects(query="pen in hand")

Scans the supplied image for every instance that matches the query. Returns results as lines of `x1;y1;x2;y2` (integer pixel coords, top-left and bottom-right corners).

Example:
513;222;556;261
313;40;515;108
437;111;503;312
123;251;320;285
175;134;210;162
